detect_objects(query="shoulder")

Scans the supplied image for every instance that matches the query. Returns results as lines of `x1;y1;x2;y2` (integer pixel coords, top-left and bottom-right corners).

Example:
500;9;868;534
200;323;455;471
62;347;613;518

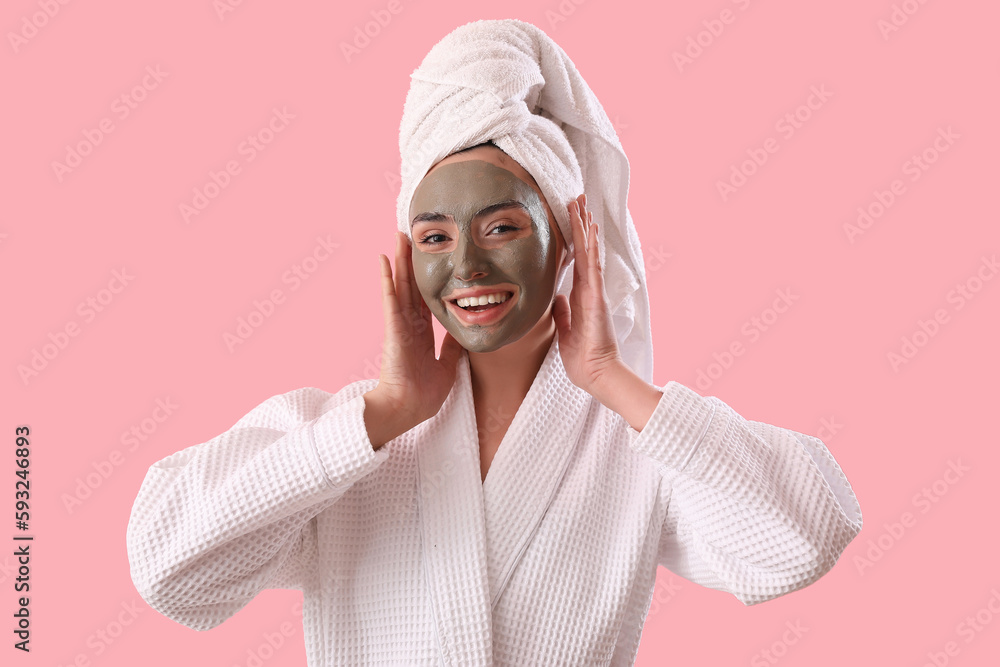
232;378;381;430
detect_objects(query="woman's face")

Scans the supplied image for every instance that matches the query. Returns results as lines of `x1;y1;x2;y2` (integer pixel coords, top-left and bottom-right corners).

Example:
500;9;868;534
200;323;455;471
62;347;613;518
409;150;565;353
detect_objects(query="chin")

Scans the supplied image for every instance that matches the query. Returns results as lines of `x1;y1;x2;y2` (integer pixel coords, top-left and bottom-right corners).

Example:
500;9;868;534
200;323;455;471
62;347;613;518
452;330;528;354
455;338;507;354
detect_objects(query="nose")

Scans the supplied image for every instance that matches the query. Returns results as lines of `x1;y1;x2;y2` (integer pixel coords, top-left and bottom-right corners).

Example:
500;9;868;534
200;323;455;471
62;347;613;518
452;234;490;281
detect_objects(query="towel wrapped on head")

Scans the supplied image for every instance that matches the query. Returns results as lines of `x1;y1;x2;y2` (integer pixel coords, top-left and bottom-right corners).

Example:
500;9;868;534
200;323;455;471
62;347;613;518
396;18;653;383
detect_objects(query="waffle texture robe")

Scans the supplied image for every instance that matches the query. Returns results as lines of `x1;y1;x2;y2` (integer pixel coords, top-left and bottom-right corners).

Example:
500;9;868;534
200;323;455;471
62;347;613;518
126;336;862;666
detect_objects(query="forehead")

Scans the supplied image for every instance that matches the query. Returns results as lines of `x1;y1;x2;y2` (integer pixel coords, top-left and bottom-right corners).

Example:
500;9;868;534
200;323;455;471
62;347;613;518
409;160;542;223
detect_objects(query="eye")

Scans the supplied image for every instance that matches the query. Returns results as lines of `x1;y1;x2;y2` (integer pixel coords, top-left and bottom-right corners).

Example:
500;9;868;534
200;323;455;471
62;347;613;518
418;233;449;245
488;223;519;235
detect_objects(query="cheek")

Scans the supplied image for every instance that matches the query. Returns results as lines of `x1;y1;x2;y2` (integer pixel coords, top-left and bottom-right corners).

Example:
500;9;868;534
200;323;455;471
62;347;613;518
412;253;447;301
413;277;431;306
507;237;552;280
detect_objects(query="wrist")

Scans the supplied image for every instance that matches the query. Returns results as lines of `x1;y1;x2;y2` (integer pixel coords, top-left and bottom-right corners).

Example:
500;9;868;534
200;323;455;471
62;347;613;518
588;359;633;404
363;387;422;450
589;361;663;433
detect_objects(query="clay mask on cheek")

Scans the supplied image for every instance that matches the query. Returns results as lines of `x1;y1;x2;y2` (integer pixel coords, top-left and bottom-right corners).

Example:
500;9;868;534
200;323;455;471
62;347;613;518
409;160;558;353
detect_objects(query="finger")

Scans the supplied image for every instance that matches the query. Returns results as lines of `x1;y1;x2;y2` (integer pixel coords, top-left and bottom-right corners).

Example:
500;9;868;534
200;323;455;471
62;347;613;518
588;223;606;298
568;200;589;287
552;293;571;337
588;223;598;265
573;201;591;288
402;232;424;314
569;199;585;253
587;211;601;284
379;254;402;330
409;242;435;333
589;223;598;271
394;232;416;316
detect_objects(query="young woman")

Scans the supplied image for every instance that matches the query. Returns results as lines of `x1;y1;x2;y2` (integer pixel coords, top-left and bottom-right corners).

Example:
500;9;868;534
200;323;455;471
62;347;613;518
367;143;654;475
127;20;862;667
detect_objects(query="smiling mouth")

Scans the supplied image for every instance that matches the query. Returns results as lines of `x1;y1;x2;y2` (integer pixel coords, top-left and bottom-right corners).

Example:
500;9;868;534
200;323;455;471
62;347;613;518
450;291;514;312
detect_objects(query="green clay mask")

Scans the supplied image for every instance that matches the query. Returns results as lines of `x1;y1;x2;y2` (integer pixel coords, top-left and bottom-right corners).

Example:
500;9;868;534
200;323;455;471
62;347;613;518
409;159;559;353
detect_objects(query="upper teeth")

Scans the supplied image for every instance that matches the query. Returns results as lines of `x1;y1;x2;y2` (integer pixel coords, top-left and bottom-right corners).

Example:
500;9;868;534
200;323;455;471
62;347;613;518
455;292;510;308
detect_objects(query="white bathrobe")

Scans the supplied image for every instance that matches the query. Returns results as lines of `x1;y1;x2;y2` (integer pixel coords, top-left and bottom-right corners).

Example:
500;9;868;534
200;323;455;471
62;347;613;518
126;336;862;666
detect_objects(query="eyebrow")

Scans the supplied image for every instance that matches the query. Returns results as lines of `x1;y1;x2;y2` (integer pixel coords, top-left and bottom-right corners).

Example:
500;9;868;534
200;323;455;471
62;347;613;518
411;200;529;226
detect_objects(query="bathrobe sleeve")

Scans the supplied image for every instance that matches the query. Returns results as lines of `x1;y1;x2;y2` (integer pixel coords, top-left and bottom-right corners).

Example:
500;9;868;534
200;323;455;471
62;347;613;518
626;381;862;606
126;383;389;630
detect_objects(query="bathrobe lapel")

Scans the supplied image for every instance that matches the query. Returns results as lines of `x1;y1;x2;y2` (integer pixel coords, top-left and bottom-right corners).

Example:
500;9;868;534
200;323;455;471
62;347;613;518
417;335;592;664
416;352;494;666
479;336;592;606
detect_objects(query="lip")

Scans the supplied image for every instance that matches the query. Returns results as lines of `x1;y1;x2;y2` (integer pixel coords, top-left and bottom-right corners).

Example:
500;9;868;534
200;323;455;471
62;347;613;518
445;289;516;326
444;284;517;301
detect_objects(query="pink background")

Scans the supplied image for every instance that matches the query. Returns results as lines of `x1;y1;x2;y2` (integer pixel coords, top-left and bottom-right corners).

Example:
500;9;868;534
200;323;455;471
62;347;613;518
3;0;998;665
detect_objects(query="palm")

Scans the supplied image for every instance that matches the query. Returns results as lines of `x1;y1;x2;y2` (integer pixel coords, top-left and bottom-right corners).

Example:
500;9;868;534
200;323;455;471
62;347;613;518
554;195;622;392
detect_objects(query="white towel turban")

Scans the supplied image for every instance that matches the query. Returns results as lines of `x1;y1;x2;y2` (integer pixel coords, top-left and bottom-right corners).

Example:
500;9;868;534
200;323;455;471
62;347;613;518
396;18;653;383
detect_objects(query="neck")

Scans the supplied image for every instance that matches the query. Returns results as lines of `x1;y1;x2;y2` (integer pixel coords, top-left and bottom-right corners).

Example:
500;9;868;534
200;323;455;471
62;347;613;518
467;306;556;401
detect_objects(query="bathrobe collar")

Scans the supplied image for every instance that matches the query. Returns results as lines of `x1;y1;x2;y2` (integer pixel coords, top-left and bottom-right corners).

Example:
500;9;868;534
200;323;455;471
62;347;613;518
416;333;593;666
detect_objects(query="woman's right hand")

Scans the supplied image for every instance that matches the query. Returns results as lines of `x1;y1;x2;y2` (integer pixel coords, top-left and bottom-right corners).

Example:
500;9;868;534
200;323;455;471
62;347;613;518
363;232;463;448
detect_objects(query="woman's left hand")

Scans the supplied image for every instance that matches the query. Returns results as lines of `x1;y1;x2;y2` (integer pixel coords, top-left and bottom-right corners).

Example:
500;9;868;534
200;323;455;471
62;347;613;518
553;194;624;395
